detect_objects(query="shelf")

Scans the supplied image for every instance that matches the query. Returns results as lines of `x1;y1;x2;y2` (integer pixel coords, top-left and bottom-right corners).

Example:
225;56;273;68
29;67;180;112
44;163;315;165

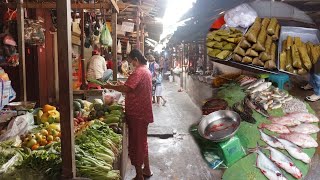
209;58;279;75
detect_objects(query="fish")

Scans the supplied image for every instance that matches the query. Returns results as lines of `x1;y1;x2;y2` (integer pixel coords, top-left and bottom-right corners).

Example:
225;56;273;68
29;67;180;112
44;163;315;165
254;145;287;180
259;129;284;149
270;102;282;110
286;112;319;123
277;138;311;163
245;97;269;117
251;82;272;94
279;133;318;148
268;116;301;127
265;146;303;179
240;77;257;86
288;124;320;134
247;78;265;89
259;123;290;134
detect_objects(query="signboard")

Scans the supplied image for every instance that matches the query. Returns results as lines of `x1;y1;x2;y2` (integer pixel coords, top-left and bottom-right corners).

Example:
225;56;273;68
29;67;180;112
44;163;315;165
121;22;135;33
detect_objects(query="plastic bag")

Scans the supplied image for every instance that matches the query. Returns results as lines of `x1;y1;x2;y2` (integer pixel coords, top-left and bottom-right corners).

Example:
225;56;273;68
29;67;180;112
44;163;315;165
117;39;122;54
102;89;121;105
224;3;257;28
100;23;112;47
0;113;34;142
0;154;22;175
126;41;131;54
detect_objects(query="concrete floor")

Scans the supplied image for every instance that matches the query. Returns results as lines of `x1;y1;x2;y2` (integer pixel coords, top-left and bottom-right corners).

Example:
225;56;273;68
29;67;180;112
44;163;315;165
124;76;320;180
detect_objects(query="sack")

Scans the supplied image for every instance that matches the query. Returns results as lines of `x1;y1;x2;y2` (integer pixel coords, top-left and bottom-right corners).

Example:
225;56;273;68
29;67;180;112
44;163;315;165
100;23;112;46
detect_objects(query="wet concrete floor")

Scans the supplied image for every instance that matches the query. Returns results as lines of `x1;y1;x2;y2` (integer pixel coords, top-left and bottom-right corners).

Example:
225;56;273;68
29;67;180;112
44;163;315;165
124;76;320;180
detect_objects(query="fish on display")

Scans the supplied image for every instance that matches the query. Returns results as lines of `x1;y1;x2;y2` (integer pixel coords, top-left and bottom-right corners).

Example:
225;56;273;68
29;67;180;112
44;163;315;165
265;146;303;179
279;133;318;148
251;82;272;94
259;129;284;149
232;102;256;124
288;124;320;134
259;123;290;134
240;77;257;86
254;145;287;180
245;97;269;117
277;138;311;163
247;78;265;89
268;116;301;127
286;112;319;123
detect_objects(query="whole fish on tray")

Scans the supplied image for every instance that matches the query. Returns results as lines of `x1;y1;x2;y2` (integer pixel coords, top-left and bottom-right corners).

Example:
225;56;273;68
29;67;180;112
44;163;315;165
251;82;272;94
259;129;284;149
286;112;319;123
232;102;256;124
245;96;269;117
277;138;311;164
279;133;318;148
268;116;301;127
259;123;290;134
253;145;287;180
265;146;303;179
288;124;320;134
247;78;265;89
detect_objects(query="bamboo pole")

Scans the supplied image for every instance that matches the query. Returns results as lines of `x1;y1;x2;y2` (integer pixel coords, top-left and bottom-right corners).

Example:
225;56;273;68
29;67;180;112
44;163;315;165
56;0;76;178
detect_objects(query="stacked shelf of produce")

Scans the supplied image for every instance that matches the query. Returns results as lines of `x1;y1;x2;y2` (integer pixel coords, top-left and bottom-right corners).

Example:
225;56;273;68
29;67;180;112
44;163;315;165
279;27;320;75
206;28;243;60
232;17;280;70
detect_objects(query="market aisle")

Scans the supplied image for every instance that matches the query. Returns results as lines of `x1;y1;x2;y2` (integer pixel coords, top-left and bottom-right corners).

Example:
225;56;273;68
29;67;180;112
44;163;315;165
125;80;222;180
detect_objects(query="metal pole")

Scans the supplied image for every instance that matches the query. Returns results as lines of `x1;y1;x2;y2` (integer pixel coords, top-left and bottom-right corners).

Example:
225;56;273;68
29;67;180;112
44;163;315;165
17;0;26;101
57;0;76;178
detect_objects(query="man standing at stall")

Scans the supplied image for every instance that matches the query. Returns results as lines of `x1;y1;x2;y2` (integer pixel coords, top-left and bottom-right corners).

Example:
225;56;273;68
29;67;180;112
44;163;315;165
87;50;113;82
302;57;320;102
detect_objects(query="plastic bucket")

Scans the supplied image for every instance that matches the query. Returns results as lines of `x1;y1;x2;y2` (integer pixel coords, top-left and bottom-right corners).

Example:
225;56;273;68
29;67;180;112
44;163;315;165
169;75;173;82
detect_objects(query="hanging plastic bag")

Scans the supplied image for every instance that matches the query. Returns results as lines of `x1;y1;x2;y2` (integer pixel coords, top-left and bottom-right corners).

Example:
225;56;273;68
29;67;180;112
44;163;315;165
126;41;131;54
102;89;122;105
224;3;257;28
117;39;122;54
100;23;112;47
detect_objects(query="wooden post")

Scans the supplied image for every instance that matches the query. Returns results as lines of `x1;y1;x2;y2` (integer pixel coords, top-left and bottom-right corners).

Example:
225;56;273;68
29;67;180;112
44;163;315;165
141;23;145;54
112;8;118;81
80;10;86;90
56;0;76;179
17;0;26;101
136;7;140;50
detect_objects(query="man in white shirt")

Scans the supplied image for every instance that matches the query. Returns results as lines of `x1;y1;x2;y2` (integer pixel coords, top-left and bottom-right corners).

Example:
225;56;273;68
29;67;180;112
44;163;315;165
87;50;113;82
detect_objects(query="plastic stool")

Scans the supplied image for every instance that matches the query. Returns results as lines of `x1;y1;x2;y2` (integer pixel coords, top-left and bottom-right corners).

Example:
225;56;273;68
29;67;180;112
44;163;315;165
268;73;290;90
87;82;102;90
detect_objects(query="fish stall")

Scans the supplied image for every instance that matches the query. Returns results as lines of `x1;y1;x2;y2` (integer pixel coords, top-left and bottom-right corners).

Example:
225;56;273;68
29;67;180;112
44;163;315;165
191;75;319;180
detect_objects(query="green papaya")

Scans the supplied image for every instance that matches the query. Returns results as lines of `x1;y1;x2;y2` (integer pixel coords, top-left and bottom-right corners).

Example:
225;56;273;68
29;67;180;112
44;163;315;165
73;101;81;111
74;99;84;108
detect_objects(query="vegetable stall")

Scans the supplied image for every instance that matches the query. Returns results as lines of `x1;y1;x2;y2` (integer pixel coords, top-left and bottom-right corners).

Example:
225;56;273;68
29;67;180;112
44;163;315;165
0;0;133;179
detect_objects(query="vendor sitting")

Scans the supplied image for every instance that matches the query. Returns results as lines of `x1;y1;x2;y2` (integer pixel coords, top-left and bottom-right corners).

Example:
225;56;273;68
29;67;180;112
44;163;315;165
87;50;113;82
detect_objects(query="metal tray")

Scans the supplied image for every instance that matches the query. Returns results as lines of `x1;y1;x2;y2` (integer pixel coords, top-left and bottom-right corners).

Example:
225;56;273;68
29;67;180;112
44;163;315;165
277;26;320;75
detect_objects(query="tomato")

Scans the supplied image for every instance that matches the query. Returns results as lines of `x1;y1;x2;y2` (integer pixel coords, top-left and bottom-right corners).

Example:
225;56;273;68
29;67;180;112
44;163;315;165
27;139;37;148
31;144;40;151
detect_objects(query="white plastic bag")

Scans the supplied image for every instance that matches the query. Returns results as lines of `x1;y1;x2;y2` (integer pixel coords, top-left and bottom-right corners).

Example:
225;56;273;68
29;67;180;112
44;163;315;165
126;41;131;54
0;113;34;142
102;89;122;105
224;3;257;28
117;39;122;54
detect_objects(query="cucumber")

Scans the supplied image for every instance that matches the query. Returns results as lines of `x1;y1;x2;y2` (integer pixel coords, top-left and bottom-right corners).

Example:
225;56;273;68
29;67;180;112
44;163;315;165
108;105;123;111
74;99;84;108
104;117;120;124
